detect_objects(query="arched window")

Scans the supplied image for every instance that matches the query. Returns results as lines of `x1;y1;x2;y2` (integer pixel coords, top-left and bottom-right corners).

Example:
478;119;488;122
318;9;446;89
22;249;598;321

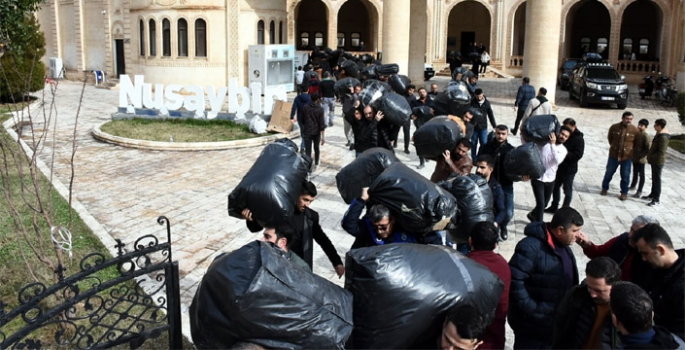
162;19;171;56
195;19;207;57
580;37;591;54
279;21;283;44
314;32;324;47
597;38;608;54
351;32;361;48
337;33;345;48
257;20;265;44
269;21;275;44
149;19;157;56
639;39;649;55
178;19;188;57
622;38;633;56
139;19;145;56
300;32;309;49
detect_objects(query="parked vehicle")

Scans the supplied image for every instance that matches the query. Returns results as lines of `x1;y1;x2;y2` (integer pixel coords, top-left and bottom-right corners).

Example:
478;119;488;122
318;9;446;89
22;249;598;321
639;74;655;99
656;76;678;107
558;58;579;90
569;62;628;109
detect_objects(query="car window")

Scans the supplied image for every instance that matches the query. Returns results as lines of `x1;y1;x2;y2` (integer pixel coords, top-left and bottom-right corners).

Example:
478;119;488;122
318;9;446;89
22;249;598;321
587;68;620;80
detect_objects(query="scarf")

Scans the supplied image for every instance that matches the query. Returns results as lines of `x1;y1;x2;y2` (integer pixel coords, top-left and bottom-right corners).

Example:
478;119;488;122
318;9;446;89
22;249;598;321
536;95;548;105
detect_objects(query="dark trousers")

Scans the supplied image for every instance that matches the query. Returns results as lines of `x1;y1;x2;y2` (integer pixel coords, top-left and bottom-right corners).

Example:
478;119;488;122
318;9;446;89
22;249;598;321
513;334;552;350
531;179;554;222
631;162;646;192
393;119;411;151
305;134;321;165
513;106;527;132
551;171;576;209
649;164;663;201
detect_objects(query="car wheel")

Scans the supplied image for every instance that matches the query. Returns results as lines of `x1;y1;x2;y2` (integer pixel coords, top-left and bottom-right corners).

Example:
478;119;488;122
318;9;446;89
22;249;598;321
569;87;576;100
579;89;588;107
617;102;627;110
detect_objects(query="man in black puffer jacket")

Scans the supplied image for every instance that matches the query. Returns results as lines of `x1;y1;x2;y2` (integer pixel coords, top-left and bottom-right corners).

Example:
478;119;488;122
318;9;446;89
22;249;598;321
553;257;622;349
547;118;585;213
508;207;583;349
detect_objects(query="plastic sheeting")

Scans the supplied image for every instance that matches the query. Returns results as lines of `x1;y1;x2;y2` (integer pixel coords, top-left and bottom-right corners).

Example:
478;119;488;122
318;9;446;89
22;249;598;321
334;77;361;98
368;163;458;233
388;74;412;95
504;142;546;181
360;80;392;107
413;116;464;158
439;174;494;242
345;244;504;349
190;241;353;349
377;92;412;126
522;114;561;143
227;138;312;227
431;81;471;117
336;148;400;204
376;63;400;76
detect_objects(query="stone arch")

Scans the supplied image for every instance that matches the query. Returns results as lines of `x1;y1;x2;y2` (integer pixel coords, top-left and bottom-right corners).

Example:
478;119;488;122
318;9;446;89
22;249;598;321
445;0;494;60
506;0;526;59
562;0;613;59
112;20;125;39
337;0;379;51
617;0;667;61
287;0;332;48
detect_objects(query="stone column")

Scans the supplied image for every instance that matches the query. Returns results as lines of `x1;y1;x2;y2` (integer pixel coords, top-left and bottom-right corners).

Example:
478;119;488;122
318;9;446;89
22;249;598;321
73;0;86;71
327;9;338;50
382;0;411;73
431;0;446;63
408;0;427;86
522;0;562;103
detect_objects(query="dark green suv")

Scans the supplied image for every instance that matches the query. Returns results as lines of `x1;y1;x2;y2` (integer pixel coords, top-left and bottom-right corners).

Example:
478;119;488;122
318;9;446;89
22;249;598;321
569;63;628;109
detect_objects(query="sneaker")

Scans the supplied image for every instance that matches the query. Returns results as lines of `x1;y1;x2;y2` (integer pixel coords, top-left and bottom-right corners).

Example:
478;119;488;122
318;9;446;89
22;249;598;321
632;191;642;198
328;121;334;127
349;144;355;150
600;189;608;196
345;141;351;147
500;227;508;241
544;206;557;214
647;200;660;207
404;149;410;154
619;193;628;201
416;163;425;169
641;195;653;200
510;128;517;136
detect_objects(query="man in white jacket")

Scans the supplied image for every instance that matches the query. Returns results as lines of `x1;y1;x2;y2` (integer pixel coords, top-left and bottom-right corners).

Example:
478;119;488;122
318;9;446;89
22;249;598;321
527;128;569;222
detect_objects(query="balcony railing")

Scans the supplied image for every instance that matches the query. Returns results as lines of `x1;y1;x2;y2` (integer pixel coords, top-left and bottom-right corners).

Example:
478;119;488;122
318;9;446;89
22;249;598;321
613;60;661;74
509;55;523;67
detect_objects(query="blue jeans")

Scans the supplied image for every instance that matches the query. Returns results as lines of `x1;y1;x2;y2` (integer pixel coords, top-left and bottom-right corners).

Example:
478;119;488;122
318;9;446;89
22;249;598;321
502;185;514;228
471;128;488;160
438;230;453;247
602;157;632;195
297;120;305;150
322;97;336;124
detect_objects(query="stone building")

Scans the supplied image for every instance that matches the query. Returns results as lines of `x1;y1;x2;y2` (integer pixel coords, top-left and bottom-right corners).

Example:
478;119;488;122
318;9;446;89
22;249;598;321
37;0;685;102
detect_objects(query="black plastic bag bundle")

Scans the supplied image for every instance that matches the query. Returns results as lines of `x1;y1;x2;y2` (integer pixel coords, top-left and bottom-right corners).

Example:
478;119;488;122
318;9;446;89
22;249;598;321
439;174;494;242
227;138;312;227
360;80;392;107
450;66;474;82
377;92;411;126
190;241;353;349
359;53;374;64
432;82;471;116
342;59;360;78
376;63;399;76
412;106;434;129
388;74;412;95
360;65;377;81
334;77;361;98
522;114;561;143
345;244;504;349
336;148;399;204
413;116;464;158
368;163;458;233
504;142;545;181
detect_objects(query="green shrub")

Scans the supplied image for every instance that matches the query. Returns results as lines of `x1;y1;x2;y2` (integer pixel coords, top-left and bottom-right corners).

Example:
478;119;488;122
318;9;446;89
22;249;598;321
0;16;46;102
677;91;685;126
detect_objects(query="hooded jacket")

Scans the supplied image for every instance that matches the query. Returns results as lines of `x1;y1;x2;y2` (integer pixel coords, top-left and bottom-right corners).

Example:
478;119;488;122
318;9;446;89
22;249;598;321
558;128;585;174
647;132;671;166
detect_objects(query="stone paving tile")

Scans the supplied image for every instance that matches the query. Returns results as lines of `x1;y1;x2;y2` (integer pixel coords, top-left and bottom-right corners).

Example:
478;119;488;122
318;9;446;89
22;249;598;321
19;77;684;347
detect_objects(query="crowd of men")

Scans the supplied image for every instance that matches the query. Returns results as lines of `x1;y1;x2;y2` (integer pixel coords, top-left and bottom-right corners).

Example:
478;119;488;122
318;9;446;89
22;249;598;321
232;68;682;350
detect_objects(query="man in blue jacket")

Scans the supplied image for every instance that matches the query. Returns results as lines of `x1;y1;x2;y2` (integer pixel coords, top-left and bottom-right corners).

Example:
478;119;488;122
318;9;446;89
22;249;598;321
290;91;311;152
508;207;583;349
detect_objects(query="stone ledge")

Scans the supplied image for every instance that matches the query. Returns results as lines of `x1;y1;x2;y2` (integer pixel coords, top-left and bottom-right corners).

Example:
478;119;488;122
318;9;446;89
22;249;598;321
92;123;300;151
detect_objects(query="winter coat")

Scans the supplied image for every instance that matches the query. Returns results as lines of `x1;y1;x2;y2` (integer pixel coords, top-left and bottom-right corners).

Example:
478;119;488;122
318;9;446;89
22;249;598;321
608;122;639;161
558;128;585;174
515;83;536;109
552;283;619;349
582;232;652;282
617;326;685;349
290;93;311;121
508;222;579;340
632;130;651;164
301;101;325;137
469;97;497;130
647;133;670;166
478;139;515;188
642;250;685;341
345;108;378;153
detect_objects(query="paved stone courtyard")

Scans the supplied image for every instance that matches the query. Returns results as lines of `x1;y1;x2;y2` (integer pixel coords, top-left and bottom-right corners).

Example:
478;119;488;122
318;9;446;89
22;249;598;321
17;76;684;345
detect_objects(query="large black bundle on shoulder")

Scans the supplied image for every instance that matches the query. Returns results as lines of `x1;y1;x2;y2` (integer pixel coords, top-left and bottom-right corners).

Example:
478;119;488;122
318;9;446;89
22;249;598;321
334;77;361;98
439;174;494;242
345;244;504;349
360;79;392;107
413;116;464;158
376;63;400;76
388;74;412;94
450;66;474;82
432;82;471;116
522;114;561;143
359;53;374;64
342;59;360;78
368;163;458;233
360;65;378;81
190;241;353;349
227;138;312;227
377;92;412;126
336;148;399;204
504;142;545;181
412;106;433;128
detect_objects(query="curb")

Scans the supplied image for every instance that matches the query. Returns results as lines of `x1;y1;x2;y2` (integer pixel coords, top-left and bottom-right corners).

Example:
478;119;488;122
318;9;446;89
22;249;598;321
92;123;300;151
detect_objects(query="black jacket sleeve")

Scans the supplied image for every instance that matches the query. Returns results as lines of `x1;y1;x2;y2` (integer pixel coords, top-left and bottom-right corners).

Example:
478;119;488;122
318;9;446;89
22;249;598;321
564;134;585;165
342;198;366;239
486;101;497;129
310;210;343;268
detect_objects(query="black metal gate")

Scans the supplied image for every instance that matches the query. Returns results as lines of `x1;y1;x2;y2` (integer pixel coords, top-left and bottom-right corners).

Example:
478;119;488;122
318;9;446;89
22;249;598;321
0;216;182;349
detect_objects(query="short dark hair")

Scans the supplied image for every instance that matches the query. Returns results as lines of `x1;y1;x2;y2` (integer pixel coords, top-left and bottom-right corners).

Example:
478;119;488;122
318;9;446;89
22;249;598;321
586;257;621;284
550;207;584;230
301;180;318;197
633;223;673;249
539;87;547;96
457;137;472;150
310;93;320;101
622;111;634;118
354;83;361;89
523;77;530;84
446;303;488;342
275;224;296;247
474;88;483;95
323;71;331;78
654;118;666;128
469;221;499;251
610;282;653;334
463;110;473;117
563;118;576;127
418;87;427;93
560;125;573;134
368;204;392;223
407;84;416;90
476;154;495;169
495;124;508;131
638;118;649;126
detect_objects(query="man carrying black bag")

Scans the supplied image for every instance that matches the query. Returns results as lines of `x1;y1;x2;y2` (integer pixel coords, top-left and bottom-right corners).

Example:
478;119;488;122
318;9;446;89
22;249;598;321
242;181;345;278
